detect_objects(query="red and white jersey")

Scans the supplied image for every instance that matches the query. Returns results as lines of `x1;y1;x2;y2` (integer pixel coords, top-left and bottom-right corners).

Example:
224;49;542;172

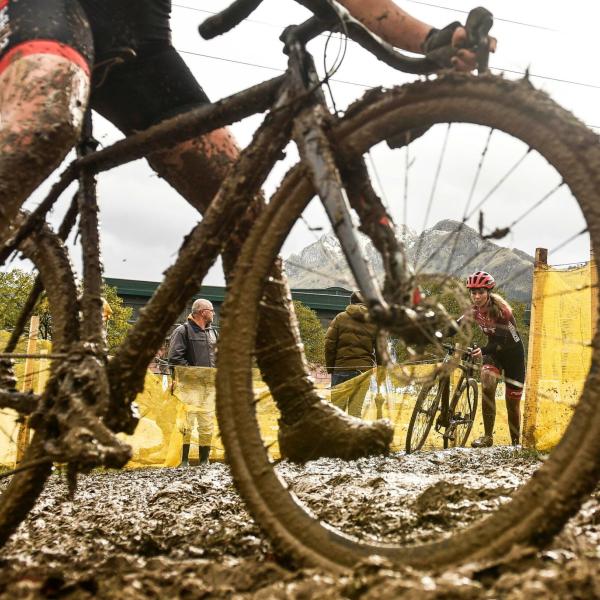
458;302;521;352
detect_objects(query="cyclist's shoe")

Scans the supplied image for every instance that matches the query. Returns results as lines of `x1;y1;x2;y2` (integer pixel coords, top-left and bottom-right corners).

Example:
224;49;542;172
471;435;493;448
178;443;190;467
443;425;456;442
199;446;211;466
278;401;393;462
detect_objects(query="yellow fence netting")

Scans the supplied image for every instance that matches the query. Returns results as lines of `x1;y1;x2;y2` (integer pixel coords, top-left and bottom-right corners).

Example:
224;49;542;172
523;261;594;450
1;363;513;468
0;330;51;467
0;259;594;467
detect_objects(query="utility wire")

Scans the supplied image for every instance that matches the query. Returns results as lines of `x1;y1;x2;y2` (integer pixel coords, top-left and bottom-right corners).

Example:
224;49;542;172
173;2;557;32
177;49;600;129
174;2;600;96
178;49;368;87
179;47;600;98
494;66;600;92
179;50;284;73
401;0;558;31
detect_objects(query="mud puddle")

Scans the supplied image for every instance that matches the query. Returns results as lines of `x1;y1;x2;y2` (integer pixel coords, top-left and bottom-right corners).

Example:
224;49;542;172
1;447;599;598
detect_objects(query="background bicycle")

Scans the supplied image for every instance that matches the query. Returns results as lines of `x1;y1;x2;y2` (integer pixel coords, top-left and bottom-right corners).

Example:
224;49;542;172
406;342;478;453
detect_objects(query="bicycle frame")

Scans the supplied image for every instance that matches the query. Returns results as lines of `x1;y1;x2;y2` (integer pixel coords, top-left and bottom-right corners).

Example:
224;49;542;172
0;5;430;426
0;0;491;445
438;345;477;421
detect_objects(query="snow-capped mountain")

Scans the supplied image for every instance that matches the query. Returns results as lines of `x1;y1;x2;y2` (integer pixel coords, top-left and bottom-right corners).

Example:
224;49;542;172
284;220;534;301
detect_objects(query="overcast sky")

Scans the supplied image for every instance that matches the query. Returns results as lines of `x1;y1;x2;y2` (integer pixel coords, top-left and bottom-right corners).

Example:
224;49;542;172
21;0;600;287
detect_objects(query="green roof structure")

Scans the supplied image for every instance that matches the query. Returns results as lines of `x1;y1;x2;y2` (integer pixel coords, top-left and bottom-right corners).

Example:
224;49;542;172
104;278;351;327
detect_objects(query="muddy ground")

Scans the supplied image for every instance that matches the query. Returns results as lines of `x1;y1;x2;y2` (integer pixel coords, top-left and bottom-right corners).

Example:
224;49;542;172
1;447;599;599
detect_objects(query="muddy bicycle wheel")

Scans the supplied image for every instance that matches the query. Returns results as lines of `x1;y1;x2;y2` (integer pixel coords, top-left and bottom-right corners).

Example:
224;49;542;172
0;216;79;547
217;73;600;570
444;377;478;449
405;380;442;453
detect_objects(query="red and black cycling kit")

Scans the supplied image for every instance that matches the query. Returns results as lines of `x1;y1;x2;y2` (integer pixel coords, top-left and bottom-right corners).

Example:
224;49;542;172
0;0;209;133
457;302;525;399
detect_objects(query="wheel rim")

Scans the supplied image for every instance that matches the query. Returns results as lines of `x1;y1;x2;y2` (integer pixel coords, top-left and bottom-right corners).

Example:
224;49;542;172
407;383;440;452
217;75;600;569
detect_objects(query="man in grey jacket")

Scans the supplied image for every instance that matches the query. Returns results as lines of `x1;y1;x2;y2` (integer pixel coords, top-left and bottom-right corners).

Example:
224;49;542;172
168;298;218;466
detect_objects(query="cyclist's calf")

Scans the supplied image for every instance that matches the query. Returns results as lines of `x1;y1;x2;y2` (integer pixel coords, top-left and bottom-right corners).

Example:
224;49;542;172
0;54;89;235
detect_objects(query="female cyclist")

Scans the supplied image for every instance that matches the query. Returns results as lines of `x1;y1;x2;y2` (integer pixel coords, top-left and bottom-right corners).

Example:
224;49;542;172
459;271;525;447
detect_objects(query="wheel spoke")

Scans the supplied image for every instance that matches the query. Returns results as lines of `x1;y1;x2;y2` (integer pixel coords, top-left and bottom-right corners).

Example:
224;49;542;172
467;147;532;221
493;227;588;294
506;181;565;230
415;124;452;271
416;128;495;277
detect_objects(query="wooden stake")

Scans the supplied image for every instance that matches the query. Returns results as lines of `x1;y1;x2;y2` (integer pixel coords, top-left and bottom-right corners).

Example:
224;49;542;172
15;315;39;464
523;248;547;449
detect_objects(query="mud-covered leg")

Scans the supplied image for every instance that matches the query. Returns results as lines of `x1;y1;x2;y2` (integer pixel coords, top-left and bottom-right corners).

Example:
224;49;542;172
0;55;89;238
481;390;496;437
505;384;523;445
473;365;499;447
146;133;392;461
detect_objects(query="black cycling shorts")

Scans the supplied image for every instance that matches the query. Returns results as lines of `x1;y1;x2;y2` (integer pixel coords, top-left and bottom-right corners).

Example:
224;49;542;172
483;340;525;389
0;0;209;133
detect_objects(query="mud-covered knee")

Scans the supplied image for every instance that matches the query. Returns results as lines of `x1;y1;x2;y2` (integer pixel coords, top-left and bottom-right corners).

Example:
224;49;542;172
480;370;497;388
1;55;89;146
481;364;500;388
0;56;89;221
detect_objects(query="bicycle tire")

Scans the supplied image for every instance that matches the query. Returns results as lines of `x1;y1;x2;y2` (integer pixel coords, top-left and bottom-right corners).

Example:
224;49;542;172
217;73;600;570
405;379;442;453
444;377;478;449
0;217;79;547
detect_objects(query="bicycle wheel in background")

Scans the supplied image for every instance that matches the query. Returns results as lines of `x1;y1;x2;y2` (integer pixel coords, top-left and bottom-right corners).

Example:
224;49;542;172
444;377;478;449
217;73;600;570
0;215;79;547
405;380;443;453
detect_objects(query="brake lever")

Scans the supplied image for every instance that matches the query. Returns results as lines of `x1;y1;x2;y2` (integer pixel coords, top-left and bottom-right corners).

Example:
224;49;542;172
464;6;494;73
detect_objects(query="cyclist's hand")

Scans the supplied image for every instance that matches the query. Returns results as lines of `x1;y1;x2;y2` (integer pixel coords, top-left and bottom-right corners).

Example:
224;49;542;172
422;21;496;72
470;346;483;359
451;27;497;71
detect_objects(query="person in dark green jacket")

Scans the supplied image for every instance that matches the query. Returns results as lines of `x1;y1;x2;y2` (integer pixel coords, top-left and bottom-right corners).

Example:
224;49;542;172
325;291;379;417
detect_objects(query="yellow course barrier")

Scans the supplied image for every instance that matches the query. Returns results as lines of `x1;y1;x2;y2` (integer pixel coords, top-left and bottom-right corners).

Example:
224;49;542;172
523;256;594;450
0;256;593;466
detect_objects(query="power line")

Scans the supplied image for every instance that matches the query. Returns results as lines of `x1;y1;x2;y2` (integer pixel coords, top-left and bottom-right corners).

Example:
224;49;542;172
178;49;600;128
178;49;368;87
173;5;600;95
173;4;280;28
173;1;558;32
493;66;600;91
179;49;283;73
402;0;558;31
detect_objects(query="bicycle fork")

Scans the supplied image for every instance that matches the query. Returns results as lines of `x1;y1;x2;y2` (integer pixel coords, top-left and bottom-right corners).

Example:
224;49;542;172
294;107;388;310
286;34;440;352
279;33;390;317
